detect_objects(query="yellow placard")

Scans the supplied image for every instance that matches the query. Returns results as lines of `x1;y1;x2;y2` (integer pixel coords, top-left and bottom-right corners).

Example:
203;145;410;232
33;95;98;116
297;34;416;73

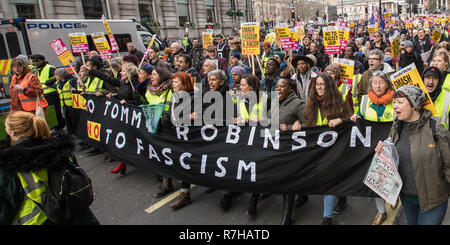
390;34;401;63
275;26;290;40
298;26;305;41
390;63;438;115
69;35;88;45
92;33;111;51
202;33;213;49
431;29;443;45
240;23;260;55
87;120;101;141
264;32;276;44
334;58;354;85
367;24;379;35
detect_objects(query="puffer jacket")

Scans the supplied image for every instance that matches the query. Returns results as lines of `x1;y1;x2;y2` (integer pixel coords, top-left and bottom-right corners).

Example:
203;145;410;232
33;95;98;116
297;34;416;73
389;110;450;212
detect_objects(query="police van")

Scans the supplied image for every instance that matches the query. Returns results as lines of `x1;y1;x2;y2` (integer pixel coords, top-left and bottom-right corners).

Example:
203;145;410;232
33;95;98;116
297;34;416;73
0;18;163;66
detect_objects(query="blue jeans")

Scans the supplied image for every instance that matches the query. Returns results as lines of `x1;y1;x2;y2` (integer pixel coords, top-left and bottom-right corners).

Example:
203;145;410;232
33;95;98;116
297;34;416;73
400;195;448;225
323;195;337;218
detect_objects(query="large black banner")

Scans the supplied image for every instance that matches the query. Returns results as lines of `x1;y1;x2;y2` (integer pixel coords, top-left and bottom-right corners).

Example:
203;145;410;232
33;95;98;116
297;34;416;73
74;95;393;196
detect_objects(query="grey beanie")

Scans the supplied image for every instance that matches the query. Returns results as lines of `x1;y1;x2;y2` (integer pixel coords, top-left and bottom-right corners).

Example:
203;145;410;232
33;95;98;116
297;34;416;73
395;85;426;110
403;40;413;48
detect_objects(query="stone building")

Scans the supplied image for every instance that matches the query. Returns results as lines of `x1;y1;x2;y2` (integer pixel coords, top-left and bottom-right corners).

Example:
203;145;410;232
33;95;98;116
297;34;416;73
0;0;254;39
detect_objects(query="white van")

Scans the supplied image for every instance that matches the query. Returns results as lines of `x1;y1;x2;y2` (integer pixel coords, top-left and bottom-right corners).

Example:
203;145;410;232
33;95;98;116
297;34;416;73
0;18;163;66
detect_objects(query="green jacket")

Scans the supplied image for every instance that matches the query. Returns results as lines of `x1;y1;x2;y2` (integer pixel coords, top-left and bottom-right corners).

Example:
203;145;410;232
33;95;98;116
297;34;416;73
389;110;450;212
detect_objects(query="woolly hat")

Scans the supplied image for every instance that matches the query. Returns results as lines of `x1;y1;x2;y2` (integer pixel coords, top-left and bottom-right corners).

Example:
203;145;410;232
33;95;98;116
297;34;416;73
324;64;342;79
273;51;285;61
141;63;154;75
230;50;241;60
230;66;246;77
395;85;426;110
403;40;413;48
262;42;271;49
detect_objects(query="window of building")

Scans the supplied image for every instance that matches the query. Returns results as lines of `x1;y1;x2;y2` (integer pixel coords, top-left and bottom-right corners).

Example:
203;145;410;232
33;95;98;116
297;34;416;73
15;3;40;19
244;0;251;22
176;0;190;27
205;0;216;23
82;0;107;19
139;0;155;24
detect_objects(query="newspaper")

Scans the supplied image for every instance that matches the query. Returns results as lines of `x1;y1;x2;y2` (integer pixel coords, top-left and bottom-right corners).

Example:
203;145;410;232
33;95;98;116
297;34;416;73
421;50;432;63
364;141;402;206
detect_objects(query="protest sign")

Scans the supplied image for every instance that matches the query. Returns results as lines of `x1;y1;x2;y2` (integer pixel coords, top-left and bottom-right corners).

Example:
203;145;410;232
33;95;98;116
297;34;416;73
290;28;299;51
389;33;401;64
92;32;113;60
323;26;340;54
69;32;89;53
73;95;392;195
338;26;350;50
364;144;402;206
390;63;438;115
334;58;354;86
264;32;276;44
240;22;260;55
102;16;120;52
202;32;213;49
49;38;75;66
298;25;306;42
275;25;293;50
431;29;443;45
368;24;379;40
420;50;432;63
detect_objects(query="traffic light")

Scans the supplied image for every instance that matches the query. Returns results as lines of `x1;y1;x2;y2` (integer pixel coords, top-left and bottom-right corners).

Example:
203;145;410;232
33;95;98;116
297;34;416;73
291;9;295;23
397;5;402;15
365;5;368;14
412;4;418;14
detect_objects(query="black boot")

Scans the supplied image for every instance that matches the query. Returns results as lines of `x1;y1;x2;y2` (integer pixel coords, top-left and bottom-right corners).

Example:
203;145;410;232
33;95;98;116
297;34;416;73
333;196;347;215
280;194;295;225
247;193;260;216
294;194;309;208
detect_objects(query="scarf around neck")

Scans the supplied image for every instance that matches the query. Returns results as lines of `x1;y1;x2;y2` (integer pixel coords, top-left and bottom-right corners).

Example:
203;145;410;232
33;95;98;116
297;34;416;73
148;79;172;96
368;89;394;105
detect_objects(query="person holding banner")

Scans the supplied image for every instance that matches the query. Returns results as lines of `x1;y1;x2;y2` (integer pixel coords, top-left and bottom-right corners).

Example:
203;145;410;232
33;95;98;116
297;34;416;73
136;64;154;97
351;71;395;225
145;66;174;197
81;56;116;96
159;72;196;210
303;72;353;225
260;59;280;94
271;78;306;225
375;85;450;225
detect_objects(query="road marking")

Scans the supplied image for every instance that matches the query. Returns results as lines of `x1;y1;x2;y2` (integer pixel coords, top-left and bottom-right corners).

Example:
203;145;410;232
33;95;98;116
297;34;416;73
145;185;196;214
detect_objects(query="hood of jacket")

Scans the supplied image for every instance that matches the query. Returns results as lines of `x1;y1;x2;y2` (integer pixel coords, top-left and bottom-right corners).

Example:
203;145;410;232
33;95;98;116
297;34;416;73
0;132;75;173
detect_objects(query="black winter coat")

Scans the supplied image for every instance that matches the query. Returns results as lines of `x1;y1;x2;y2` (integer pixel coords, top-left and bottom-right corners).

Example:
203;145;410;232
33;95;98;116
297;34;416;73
399;51;424;75
0;132;99;225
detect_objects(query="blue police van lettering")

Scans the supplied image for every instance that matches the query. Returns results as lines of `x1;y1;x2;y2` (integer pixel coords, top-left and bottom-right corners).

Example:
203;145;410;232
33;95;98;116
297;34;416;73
27;23;82;30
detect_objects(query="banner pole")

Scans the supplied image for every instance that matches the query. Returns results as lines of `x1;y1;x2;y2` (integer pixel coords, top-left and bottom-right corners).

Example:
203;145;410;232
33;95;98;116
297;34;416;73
81;52;86;66
251;55;255;75
255;55;265;79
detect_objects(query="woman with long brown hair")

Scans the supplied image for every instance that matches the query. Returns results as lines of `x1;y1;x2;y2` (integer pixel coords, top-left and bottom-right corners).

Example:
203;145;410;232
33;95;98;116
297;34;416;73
303;72;352;225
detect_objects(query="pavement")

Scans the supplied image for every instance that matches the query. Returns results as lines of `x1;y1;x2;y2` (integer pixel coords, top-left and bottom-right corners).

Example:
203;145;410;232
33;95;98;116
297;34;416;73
75;144;450;225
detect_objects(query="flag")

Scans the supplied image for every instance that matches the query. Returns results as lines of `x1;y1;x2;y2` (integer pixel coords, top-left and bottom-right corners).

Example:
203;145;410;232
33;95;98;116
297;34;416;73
380;8;386;30
370;12;375;24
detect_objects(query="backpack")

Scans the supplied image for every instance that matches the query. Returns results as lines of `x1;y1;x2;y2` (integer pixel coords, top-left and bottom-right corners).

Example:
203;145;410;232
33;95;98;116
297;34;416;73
42;154;94;224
